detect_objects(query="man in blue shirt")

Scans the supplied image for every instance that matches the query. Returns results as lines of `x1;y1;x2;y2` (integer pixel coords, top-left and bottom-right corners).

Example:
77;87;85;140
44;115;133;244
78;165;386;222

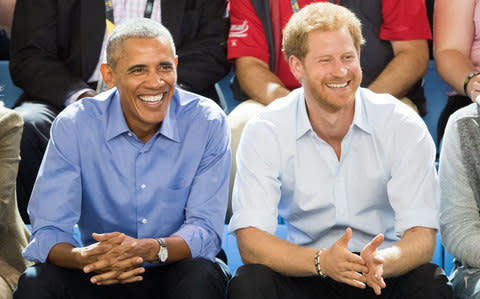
14;18;231;299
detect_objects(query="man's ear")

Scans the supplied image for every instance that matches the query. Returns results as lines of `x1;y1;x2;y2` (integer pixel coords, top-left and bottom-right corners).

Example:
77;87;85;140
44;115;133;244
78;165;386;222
288;55;304;82
100;63;116;88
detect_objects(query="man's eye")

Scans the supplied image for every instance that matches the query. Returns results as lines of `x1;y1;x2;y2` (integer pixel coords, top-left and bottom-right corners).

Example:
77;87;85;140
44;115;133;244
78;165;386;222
129;68;144;74
160;65;173;71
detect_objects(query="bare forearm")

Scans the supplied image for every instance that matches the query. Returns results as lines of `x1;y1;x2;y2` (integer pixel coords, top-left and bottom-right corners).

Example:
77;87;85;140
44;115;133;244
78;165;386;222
163;236;191;263
434;0;475;96
380;227;436;278
114;236;191;263
435;50;477;95
235;57;290;105
369;40;429;99
236;227;317;276
0;0;15;28
47;243;84;270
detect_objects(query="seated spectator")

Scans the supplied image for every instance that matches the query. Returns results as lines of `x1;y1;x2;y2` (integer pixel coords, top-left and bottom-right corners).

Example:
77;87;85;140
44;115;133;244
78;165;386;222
227;3;451;298
439;102;480;298
225;0;431;218
9;0;230;224
0;0;15;59
0;101;31;299
14;19;231;299
434;0;480;145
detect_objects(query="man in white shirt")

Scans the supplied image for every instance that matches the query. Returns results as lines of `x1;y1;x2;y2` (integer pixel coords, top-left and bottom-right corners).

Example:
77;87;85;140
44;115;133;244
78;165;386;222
228;3;452;299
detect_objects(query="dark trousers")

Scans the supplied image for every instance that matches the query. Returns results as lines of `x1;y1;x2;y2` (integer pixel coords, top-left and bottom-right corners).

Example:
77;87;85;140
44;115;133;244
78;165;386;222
14;258;229;299
228;263;453;299
437;94;472;146
14;102;61;224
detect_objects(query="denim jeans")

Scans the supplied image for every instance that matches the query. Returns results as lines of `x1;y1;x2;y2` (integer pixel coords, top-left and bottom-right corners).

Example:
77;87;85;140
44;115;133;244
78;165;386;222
450;265;480;299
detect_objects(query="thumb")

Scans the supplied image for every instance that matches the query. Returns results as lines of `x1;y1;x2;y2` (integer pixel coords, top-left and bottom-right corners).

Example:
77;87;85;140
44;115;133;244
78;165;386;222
336;227;353;248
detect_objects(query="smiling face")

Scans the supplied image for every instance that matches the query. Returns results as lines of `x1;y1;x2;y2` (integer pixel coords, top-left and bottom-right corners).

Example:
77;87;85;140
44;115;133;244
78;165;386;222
101;37;177;142
289;27;362;113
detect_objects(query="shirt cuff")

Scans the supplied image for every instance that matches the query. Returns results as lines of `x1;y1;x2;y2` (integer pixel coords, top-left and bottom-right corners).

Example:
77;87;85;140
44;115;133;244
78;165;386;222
173;224;220;262
395;208;439;238
228;209;278;235
64;88;95;106
22;228;80;263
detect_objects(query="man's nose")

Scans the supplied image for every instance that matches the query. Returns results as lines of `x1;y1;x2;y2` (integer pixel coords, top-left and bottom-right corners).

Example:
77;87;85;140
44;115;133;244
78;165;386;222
332;60;348;77
146;72;165;88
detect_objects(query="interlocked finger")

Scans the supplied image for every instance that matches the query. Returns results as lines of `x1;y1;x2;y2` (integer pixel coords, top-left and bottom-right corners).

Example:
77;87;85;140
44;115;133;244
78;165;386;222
342;261;368;274
116;266;145;281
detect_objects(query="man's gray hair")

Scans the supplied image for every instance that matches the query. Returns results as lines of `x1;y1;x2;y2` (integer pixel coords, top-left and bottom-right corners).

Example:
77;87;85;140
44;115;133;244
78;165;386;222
106;18;176;68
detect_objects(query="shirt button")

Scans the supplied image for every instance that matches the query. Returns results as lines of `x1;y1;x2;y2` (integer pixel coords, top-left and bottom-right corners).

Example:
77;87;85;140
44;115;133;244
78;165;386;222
141;184;146;189
128;132;133;137
141;218;148;224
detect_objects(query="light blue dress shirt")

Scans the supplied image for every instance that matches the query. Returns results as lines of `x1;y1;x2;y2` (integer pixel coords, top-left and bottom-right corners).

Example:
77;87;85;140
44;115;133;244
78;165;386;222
24;88;231;263
229;87;439;252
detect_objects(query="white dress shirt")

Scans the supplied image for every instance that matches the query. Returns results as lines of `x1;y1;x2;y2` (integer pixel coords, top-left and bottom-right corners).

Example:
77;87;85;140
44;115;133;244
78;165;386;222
229;87;439;252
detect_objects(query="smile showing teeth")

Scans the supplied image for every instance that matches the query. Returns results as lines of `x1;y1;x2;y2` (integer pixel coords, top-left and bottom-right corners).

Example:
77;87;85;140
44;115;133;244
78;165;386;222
327;82;348;88
139;94;164;103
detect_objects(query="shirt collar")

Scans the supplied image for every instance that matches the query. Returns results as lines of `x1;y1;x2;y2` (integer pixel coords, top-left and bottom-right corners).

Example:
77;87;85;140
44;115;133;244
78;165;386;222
296;88;373;139
158;89;180;143
351;89;372;135
296;89;312;139
105;89;130;141
105;88;181;142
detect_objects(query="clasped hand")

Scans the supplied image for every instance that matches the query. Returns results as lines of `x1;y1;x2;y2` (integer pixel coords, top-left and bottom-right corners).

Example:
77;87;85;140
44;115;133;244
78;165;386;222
73;232;145;286
321;227;386;295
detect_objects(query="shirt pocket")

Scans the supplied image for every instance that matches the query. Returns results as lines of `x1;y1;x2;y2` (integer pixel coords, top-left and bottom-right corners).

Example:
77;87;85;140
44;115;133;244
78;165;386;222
154;185;192;234
157;184;191;210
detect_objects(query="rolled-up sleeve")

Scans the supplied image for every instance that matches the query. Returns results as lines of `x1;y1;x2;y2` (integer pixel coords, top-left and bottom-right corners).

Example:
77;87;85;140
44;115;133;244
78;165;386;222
22;113;82;263
173;113;231;261
386;113;439;237
228;119;282;235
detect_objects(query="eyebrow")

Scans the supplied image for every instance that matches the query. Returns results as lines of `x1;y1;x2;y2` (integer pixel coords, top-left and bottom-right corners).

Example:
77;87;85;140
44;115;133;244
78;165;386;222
159;62;174;67
126;61;174;72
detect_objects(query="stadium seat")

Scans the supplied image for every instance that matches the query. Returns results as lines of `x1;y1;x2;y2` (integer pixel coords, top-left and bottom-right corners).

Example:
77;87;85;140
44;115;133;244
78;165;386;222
422;60;451;148
443;248;455;276
0;60;22;108
215;71;242;114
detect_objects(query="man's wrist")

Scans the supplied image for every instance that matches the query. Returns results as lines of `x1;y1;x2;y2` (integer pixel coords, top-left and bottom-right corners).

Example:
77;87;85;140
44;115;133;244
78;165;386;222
147;238;161;262
70;247;88;271
314;249;327;278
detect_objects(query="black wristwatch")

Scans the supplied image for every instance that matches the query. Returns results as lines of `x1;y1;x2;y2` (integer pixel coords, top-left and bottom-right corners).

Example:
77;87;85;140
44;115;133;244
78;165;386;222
464;71;480;98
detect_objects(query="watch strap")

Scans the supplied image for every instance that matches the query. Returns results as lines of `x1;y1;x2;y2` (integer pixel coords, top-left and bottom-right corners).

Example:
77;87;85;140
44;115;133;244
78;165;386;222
156;238;168;263
464;71;480;98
